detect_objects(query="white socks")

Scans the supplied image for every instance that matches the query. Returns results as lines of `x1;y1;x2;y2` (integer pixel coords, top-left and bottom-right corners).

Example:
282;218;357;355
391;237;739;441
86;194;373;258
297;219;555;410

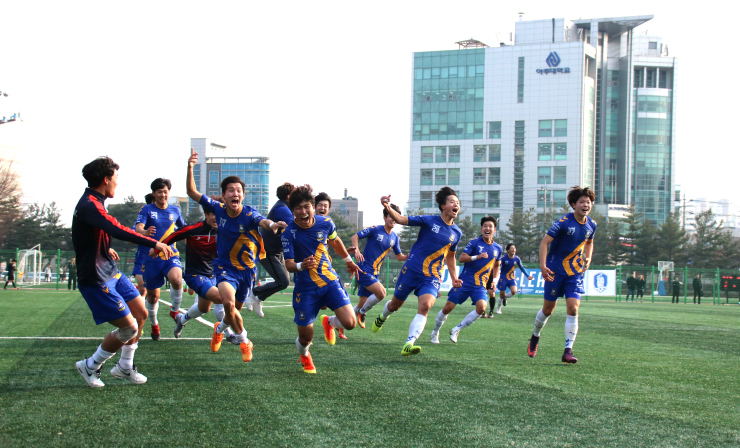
213;304;225;322
183;303;204;323
382;301;394;319
170;287;183;312
533;309;550;337
497;298;503;310
360;294;381;314
565;315;578;348
505;291;514;298
119;343;137;370
296;338;311;356
88;345;115;370
145;300;159;326
216;319;227;334
406;314;427;344
433;310;448;332
236;329;248;344
328;315;345;330
458;310;481;329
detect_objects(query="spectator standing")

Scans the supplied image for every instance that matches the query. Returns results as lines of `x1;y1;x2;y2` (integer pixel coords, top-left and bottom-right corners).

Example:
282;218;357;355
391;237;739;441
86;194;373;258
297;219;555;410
636;275;646;302
68;258;78;290
44;265;52;282
672;277;681;304
693;274;702;304
4;259;17;290
626;274;636;302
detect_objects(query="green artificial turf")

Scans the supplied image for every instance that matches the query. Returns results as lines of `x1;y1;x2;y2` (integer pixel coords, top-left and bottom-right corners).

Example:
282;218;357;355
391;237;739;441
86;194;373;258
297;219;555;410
0;289;738;447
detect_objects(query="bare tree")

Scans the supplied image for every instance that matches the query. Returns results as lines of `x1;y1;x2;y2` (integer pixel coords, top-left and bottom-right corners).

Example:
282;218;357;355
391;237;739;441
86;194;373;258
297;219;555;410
0;155;22;248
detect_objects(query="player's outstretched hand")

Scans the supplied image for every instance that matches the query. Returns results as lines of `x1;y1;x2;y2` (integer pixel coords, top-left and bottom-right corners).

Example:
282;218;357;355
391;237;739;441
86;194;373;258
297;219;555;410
302;256;318;271
145;226;156;237
582;257;591;272
109;248;120;261
528;275;534;280
188;148;199;168
351;248;364;263
148;248;156;258
270;221;288;234
479;252;489;259
452;278;463;288
540;266;554;282
156;242;174;260
346;261;364;280
380;194;391;206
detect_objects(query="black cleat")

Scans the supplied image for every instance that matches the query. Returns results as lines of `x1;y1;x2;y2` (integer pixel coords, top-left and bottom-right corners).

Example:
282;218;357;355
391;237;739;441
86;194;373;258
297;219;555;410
503;298;507;306
527;334;540;358
562;348;578;364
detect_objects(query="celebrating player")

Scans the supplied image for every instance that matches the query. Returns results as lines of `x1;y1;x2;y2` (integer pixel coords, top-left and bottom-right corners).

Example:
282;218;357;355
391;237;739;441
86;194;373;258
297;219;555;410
131;193;155;297
74;156;174;387
186;149;286;362
528;186;597;364
282;185;361;373
371;187;462;356
430;216;502;343
135;179;186;341
493;244;534;315
352;204;408;330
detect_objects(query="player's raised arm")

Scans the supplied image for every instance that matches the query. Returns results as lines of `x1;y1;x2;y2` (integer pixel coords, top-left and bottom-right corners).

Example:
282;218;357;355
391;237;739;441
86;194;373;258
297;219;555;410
380;195;408;225
186;148;202;203
259;218;287;234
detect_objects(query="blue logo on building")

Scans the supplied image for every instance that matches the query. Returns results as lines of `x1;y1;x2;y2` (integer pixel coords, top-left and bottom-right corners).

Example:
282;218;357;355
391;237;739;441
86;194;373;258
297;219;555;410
546;52;561;67
594;273;608;293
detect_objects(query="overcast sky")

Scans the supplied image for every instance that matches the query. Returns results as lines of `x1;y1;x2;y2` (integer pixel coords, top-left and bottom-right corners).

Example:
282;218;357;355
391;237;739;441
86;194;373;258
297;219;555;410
0;0;733;226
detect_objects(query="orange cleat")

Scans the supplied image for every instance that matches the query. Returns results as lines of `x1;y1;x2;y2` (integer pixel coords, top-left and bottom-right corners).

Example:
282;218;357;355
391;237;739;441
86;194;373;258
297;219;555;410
299;353;316;374
338;328;347;340
211;325;224;352
356;311;366;329
240;340;254;362
321;315;336;346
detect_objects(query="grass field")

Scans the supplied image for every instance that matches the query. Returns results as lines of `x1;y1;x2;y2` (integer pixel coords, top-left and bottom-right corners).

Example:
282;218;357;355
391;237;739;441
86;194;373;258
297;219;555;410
0;289;738;447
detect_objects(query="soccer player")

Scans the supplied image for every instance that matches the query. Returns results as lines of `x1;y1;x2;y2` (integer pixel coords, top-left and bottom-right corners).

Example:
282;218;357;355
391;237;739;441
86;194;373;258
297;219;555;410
282;185;362;373
3;259;17;290
528;186;597;364
135;179;186;340
131;193;155;297
247;183;295;318
493;244;534;315
352;204;408;330
73;156;173;387
430;216;502;343
372;187;463;356
186;149;286;362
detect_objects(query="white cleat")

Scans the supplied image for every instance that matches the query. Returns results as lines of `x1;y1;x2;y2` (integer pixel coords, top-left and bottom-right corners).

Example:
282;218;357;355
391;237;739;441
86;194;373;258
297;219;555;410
430;330;440;344
253;296;264;318
110;363;147;384
76;359;104;387
450;327;460;343
246;292;254;312
173;314;187;338
496;309;502;314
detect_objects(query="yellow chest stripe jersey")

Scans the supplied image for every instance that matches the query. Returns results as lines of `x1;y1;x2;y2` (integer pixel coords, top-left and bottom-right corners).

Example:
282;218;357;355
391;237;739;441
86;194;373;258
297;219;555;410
228;230;265;270
562;239;588;276
422;243;451;279
474;259;497;287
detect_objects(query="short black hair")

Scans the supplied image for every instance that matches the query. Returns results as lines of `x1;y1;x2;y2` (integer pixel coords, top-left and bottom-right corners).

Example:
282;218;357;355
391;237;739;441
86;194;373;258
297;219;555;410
289;185;315;211
221;176;246;194
567;185;596;208
276;182;296;201
435;186;457;211
144;193;155;204
82;156;119;188
151;178;172;192
315;192;332;208
480;216;497;228
383;203;401;218
506;243;515;251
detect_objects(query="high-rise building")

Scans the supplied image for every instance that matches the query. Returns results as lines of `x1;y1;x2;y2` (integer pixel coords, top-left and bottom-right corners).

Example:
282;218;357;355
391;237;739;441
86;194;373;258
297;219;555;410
189;138;270;215
407;15;677;227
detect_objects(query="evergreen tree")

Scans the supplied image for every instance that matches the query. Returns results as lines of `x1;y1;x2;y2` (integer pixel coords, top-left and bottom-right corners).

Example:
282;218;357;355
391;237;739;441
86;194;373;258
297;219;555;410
655;212;688;265
687;209;725;269
498;208;538;263
398;208;425;254
5;202;72;252
108;196;147;252
635;218;659;266
623;205;644;265
0;156;22;250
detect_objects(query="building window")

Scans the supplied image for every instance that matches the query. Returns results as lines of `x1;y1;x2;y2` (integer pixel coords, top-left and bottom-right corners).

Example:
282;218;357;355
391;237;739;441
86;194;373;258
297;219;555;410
659;71;668;89
473;191;486;208
517;57;525;103
648;41;658;50
537;190;548;208
488;121;501;139
554;143;567;160
473;168;486;185
488;190;500;208
554;119;567;137
421;191;433;208
553;166;567;184
448;146;460;162
539;120;552;137
538;167;551;184
474;145;487;162
448;168;460;185
473;213;499;223
488;144;501;162
435;169;446;185
514;121;525;209
421;169;433;185
553;190;566;205
209;170;219;189
488;168;500;185
646;69;656;88
421;146;434;163
435;146;446;163
538;143;552;161
634;69;643;88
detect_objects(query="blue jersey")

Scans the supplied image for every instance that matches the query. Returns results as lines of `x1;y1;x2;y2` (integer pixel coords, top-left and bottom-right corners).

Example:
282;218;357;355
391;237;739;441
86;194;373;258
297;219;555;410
356;225;402;276
135;203;186;259
500;255;529;281
546;213;597;276
403;215;462;279
199;195;265;272
460;237;503;287
133;205;150;259
282;215;340;288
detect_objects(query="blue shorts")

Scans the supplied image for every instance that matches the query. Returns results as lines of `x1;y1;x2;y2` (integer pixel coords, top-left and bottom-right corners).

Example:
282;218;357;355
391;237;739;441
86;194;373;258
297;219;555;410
497;278;518;292
544;273;584;302
293;280;351;326
215;266;256;303
79;272;141;325
447;283;488;305
357;270;380;297
185;274;217;299
142;256;182;290
132;251;147;277
393;269;440;301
